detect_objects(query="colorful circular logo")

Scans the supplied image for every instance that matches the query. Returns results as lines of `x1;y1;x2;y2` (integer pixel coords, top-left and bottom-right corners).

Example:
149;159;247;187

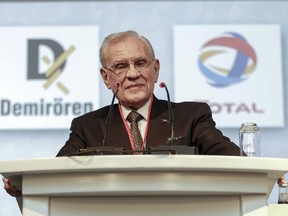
198;32;257;87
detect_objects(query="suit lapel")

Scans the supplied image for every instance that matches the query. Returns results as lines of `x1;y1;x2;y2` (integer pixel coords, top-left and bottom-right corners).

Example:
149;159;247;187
146;96;171;148
105;105;132;150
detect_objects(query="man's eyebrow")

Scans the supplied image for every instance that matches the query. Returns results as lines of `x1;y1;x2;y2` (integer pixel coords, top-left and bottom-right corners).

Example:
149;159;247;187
112;57;149;64
113;59;129;63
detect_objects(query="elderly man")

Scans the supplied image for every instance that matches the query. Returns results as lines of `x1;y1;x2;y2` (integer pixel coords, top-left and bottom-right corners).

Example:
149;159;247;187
3;30;241;196
56;30;240;156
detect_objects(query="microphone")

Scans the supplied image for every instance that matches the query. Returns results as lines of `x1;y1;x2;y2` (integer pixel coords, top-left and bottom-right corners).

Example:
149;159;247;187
159;82;175;145
102;82;120;147
148;81;198;155
73;82;124;156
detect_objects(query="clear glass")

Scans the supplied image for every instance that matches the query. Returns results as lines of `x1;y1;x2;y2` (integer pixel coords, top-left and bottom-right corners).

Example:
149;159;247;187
278;183;288;204
239;122;260;157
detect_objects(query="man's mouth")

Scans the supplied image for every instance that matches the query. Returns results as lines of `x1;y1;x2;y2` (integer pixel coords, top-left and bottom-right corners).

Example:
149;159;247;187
126;84;144;89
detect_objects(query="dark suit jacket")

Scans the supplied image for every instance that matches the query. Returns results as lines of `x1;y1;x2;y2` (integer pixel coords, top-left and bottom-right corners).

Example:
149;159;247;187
57;95;241;156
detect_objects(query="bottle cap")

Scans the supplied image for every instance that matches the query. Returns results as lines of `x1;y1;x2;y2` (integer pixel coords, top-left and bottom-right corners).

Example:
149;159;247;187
278;177;288;187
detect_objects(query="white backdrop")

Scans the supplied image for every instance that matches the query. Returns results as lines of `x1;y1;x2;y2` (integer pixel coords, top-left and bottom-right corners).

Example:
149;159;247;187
0;1;288;215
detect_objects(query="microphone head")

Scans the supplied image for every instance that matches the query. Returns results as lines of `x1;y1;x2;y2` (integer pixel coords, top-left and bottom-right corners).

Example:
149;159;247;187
114;82;121;88
159;82;166;88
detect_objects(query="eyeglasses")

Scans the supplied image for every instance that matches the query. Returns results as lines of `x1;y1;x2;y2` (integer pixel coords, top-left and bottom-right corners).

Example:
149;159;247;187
104;58;154;77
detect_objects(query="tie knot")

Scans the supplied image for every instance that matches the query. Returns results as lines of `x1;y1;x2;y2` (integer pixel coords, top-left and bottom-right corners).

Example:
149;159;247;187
127;111;143;123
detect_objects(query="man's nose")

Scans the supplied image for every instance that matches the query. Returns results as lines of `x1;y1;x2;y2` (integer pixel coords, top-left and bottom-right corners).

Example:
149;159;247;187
125;63;141;78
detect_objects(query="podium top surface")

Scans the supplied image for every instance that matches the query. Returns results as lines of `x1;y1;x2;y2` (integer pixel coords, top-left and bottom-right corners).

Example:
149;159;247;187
1;155;288;178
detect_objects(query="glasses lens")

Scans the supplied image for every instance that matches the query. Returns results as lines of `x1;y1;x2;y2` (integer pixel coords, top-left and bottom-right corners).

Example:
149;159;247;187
114;62;130;75
134;58;151;70
109;58;153;76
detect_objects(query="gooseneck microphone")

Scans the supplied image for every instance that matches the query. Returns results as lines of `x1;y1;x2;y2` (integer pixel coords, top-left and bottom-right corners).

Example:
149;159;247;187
159;82;175;145
155;81;198;155
102;82;120;147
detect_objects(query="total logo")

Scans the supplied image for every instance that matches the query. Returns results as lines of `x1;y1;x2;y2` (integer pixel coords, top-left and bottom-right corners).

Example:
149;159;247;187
198;32;257;87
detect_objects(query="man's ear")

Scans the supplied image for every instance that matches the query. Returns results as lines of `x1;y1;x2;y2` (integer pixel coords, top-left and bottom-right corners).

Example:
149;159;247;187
100;68;111;89
153;59;160;83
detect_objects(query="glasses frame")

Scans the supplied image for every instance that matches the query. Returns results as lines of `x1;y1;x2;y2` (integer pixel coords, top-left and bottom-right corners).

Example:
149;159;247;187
104;58;155;77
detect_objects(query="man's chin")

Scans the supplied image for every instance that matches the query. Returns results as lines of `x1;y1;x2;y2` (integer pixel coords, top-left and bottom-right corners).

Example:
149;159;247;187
122;94;150;109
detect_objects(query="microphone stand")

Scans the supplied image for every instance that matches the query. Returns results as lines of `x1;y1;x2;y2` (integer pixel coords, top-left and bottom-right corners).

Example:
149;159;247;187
72;82;125;156
160;82;175;145
149;82;198;155
102;82;120;147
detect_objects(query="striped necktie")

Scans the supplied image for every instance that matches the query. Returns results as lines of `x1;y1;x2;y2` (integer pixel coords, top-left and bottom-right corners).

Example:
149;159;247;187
126;111;143;152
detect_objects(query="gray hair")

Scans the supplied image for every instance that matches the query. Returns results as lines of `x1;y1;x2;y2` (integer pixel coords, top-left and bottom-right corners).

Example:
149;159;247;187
99;30;155;66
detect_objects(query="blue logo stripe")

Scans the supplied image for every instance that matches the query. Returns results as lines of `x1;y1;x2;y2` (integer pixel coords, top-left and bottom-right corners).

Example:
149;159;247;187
229;51;248;78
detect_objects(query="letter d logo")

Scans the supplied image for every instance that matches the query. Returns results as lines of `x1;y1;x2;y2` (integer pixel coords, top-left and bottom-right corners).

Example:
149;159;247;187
27;39;65;79
27;39;75;94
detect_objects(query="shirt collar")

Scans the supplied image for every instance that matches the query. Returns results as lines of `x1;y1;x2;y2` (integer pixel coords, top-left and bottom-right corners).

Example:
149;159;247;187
121;97;152;121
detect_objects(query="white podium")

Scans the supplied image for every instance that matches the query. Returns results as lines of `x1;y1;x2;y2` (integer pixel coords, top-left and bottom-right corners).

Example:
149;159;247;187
1;155;288;216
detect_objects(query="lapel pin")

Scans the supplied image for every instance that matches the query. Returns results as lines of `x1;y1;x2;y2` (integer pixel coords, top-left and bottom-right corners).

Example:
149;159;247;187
161;119;169;123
